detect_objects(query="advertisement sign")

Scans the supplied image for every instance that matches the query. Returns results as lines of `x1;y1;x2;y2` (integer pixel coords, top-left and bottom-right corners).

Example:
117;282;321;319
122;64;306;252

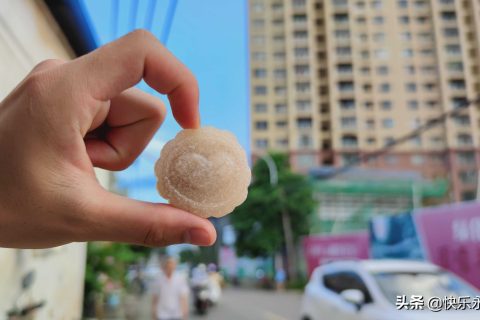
415;202;480;288
302;232;370;275
369;212;424;260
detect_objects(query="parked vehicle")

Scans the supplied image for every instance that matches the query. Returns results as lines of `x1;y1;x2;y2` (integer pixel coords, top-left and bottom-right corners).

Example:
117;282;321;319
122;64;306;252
301;259;480;320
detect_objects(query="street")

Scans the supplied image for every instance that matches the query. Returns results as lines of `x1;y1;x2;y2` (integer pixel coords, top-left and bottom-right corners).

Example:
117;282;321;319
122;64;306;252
132;288;302;320
191;288;302;320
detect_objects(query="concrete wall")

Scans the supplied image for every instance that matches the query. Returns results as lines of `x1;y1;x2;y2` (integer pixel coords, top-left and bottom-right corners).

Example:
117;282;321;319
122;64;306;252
0;1;107;319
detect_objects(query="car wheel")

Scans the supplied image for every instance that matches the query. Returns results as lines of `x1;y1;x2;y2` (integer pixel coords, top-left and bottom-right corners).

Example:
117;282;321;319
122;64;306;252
301;316;311;320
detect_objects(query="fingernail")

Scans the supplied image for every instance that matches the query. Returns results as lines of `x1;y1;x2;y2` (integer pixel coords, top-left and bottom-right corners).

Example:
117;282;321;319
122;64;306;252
184;228;212;246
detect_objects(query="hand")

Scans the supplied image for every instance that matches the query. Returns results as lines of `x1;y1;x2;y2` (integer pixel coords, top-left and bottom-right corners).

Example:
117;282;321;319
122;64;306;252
0;30;216;248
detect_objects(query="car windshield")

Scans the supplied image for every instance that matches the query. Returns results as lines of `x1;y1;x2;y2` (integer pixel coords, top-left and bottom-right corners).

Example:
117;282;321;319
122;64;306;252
373;271;478;305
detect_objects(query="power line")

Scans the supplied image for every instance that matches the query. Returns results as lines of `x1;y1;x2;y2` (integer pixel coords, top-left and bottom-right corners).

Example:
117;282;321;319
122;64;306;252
111;0;119;39
129;0;139;30
144;0;157;31
160;0;178;45
324;96;480;179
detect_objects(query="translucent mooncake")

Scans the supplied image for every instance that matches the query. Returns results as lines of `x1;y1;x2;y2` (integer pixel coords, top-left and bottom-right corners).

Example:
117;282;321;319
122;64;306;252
154;127;251;218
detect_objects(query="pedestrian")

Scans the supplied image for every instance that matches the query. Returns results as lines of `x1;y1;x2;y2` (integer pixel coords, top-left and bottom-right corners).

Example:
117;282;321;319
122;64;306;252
151;256;189;320
0;29;216;249
275;268;286;291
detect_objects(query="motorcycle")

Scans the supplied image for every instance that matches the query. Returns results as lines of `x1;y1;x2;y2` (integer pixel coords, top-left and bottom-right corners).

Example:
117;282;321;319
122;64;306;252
6;271;45;320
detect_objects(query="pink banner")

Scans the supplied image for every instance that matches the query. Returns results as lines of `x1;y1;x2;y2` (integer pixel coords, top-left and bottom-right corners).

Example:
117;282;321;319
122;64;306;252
415;202;480;288
302;232;370;275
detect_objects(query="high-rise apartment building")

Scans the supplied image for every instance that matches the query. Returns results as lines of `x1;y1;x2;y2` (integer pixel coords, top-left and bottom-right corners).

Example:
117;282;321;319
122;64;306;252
249;0;480;201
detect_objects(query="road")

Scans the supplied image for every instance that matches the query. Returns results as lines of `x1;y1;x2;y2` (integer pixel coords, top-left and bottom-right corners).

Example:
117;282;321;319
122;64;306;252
130;288;302;320
190;288;302;320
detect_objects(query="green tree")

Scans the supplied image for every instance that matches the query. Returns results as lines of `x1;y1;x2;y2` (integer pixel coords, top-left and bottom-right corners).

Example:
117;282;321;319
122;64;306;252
230;152;316;280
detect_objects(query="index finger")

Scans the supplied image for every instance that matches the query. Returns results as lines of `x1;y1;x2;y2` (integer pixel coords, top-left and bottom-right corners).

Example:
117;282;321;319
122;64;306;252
69;29;200;129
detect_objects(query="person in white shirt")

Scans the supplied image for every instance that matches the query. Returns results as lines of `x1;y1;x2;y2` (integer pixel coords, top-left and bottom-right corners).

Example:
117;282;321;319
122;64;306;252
152;257;189;320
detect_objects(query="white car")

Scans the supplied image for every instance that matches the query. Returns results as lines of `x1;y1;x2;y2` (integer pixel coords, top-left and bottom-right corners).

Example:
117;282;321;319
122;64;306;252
300;259;480;320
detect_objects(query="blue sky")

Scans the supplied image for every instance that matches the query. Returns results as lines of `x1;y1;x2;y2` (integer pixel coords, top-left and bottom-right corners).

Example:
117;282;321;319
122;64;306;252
82;0;250;201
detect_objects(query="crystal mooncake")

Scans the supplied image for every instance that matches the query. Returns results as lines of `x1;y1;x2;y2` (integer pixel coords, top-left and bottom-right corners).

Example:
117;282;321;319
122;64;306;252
154;127;251;218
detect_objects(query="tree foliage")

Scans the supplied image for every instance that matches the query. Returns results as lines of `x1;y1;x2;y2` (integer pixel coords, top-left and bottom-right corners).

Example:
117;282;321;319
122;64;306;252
230;152;316;257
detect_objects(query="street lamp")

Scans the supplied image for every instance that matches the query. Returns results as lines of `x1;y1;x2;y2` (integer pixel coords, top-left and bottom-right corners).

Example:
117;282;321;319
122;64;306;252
251;151;297;281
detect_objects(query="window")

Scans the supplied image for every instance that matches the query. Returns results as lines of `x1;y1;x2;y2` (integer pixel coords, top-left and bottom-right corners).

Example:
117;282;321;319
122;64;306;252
367;137;376;145
406;83;417;92
340;99;355;110
399;16;410;24
381;101;392;110
338;81;354;92
296;100;311;111
402;49;414;58
360;50;370;59
274;69;286;79
421;65;436;75
420;49;434;57
379;83;391;92
293;14;307;23
452;97;467;108
334;13;349;25
297;118;312;128
374;33;385;43
276;138;288;147
449;79;466;90
273;35;285;45
457;133;473;146
360;67;370;75
276;120;287;128
398;0;408;8
364;101;373;109
255;121;268;130
454;115;470;126
275;86;286;96
255;139;268;149
294;31;308;40
383;118;394;128
254;103;267;113
444;28;459;37
254;86;267;95
297;154;316;167
335;30;351;40
408;100;419;109
401;32;412;41
252;2;265;12
252;52;266;61
372;0;383;9
294;47;309;58
298;135;312;148
341;116;357;128
425;100;437;109
252;35;266;45
366;119;375;129
373;16;384;24
461;191;476;201
377;66;389;75
375;49;388;59
295;65;310;76
275;103;287;114
272;2;283;12
341;135;358;147
441;11;456;21
323;272;373;303
459;171;476;185
416;16;429;24
293;0;306;8
274;52;285;61
423;83;436;92
418;33;433;42
385;155;398;165
254;68;267;78
252;19;265;28
336;46;351;56
446;45;462;56
457;152;476;165
337;64;353;74
296;82;310;93
447;62;464;72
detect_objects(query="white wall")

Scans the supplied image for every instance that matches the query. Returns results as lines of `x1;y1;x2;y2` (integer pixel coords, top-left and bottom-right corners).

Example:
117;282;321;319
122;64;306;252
0;1;108;319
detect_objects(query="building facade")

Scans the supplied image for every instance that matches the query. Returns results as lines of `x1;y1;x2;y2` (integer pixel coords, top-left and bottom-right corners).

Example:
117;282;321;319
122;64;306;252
249;0;480;201
0;1;105;319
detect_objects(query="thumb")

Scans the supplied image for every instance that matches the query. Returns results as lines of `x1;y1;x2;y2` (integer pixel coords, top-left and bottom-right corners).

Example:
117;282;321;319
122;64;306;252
83;187;216;247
